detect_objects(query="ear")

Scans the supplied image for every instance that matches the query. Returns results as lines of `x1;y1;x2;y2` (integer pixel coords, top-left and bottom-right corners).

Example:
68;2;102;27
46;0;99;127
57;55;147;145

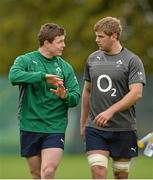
111;33;118;40
44;40;51;47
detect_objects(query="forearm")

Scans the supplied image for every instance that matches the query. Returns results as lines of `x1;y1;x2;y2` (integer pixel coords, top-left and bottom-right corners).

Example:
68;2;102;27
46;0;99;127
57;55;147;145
108;84;143;114
62;66;80;107
64;90;80;107
9;68;46;85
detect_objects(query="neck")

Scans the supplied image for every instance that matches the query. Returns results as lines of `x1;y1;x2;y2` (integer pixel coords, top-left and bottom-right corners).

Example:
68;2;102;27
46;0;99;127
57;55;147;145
105;42;123;55
38;47;53;59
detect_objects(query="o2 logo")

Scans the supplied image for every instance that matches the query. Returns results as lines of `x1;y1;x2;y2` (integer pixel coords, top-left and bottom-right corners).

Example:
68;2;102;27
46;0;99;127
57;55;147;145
97;74;116;96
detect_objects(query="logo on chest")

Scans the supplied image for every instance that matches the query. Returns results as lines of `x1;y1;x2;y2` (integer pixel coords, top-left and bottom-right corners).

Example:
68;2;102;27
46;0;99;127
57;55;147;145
116;60;123;67
56;67;62;75
32;60;38;65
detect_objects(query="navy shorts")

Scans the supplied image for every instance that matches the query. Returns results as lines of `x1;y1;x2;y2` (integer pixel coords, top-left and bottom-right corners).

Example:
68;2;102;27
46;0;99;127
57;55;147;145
20;131;65;157
85;127;138;158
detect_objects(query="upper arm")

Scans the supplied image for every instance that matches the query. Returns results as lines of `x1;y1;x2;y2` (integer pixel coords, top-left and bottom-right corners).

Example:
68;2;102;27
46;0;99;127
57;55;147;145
128;56;146;86
129;83;143;99
83;81;91;93
11;56;27;70
64;63;79;91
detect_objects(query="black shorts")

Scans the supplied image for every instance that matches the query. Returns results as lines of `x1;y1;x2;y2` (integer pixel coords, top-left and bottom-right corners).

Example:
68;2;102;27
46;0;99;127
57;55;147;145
20;131;65;157
85;127;138;158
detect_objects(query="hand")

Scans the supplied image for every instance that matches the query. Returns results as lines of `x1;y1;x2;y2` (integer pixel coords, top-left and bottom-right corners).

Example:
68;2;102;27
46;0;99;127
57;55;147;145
94;109;114;127
45;74;63;86
80;125;86;140
50;85;67;99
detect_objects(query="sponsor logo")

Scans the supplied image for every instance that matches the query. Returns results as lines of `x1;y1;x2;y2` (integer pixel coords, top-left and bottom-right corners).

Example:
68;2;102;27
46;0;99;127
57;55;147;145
116;60;123;64
60;138;64;144
96;56;101;60
32;60;38;65
138;72;143;80
130;147;136;152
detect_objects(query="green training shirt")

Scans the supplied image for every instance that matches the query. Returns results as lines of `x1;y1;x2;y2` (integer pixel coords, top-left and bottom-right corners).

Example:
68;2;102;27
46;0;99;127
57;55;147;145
9;50;80;133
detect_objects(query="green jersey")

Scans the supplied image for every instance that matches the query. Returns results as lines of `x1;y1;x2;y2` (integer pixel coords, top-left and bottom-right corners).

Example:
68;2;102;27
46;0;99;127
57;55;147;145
9;51;80;133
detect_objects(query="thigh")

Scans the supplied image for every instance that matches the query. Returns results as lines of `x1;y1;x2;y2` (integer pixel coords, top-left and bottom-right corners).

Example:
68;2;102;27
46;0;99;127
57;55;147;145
20;131;42;157
41;133;65;150
85;127;109;152
41;148;63;169
41;133;65;169
26;154;41;176
110;131;138;158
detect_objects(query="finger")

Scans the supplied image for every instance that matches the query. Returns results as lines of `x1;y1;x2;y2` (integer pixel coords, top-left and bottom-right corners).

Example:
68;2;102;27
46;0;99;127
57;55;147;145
56;80;64;86
94;115;101;123
94;119;101;126
50;88;57;93
94;117;105;126
94;114;102;121
58;85;66;91
51;74;59;77
51;75;63;80
53;81;63;86
56;78;63;82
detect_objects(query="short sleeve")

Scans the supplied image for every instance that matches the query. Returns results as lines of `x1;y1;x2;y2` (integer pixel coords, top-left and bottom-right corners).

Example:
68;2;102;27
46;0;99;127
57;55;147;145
128;56;146;86
83;60;91;82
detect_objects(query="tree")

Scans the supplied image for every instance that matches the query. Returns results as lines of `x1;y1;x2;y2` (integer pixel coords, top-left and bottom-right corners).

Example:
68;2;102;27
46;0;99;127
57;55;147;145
0;0;153;75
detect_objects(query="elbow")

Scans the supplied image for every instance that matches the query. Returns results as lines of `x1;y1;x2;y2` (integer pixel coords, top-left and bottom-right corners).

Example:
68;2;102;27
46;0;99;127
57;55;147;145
8;71;19;85
8;72;14;83
69;99;80;108
68;94;80;108
135;92;143;101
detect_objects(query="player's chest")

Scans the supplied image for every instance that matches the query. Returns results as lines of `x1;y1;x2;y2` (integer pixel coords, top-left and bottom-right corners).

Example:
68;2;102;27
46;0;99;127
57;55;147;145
89;60;129;81
28;59;64;78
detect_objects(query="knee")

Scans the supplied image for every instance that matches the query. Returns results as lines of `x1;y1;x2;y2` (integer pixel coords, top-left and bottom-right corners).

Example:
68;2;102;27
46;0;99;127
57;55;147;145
30;169;41;179
41;166;57;178
113;171;129;179
91;165;107;177
87;154;108;179
112;160;131;179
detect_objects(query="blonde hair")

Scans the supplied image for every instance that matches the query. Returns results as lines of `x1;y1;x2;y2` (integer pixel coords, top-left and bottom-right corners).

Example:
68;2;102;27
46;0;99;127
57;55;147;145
94;16;122;39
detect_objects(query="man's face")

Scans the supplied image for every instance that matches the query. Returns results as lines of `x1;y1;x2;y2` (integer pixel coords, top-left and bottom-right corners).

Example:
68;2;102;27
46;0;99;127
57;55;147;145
95;31;113;52
47;35;65;56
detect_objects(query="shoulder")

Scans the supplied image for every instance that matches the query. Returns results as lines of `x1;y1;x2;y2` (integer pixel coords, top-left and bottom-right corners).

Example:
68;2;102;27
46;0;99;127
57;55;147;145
86;50;102;65
24;51;38;59
123;48;139;60
88;50;102;59
56;56;73;69
125;48;143;63
16;51;35;61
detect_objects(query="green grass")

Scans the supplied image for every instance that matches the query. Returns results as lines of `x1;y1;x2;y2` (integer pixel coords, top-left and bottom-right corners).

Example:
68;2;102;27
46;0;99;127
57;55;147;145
0;154;153;179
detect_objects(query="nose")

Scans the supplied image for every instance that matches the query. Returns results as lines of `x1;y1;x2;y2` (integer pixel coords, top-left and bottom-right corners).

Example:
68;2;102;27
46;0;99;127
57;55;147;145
96;37;99;43
63;42;65;48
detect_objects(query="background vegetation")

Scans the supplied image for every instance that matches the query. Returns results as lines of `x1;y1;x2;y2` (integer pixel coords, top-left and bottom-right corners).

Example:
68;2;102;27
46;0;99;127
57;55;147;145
0;0;153;75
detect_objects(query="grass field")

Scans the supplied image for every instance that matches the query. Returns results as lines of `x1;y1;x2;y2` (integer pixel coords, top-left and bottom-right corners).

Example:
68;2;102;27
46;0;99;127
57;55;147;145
0;154;153;179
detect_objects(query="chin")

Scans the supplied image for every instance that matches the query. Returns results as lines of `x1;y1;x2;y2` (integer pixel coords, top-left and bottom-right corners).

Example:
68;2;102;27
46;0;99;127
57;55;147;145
99;47;103;50
54;52;62;56
58;53;62;56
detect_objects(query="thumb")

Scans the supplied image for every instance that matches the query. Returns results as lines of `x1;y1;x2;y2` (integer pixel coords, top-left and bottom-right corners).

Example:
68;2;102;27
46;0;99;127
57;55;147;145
50;88;57;93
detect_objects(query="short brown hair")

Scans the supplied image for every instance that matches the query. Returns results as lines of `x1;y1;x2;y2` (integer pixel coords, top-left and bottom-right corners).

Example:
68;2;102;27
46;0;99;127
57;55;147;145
94;16;122;39
38;23;65;46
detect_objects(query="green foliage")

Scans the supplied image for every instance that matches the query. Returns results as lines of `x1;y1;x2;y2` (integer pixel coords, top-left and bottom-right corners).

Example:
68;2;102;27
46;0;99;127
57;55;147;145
0;0;153;75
